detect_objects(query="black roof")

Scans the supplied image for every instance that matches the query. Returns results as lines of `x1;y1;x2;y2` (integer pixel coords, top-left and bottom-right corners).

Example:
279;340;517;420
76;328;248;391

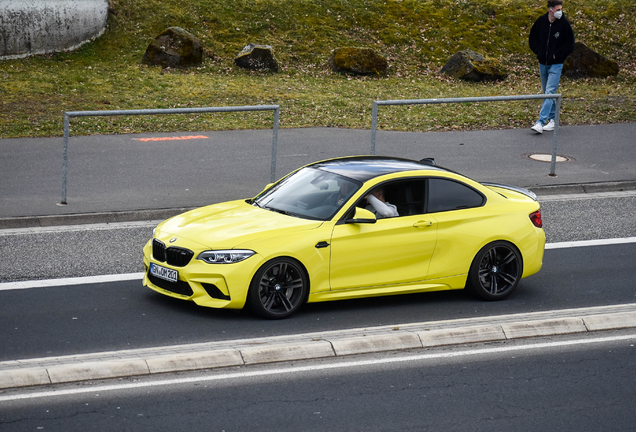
309;156;449;182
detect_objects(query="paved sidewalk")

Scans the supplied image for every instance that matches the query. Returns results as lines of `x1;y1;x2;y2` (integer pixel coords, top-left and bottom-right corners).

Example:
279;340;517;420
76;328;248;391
1;303;635;390
1;124;635;227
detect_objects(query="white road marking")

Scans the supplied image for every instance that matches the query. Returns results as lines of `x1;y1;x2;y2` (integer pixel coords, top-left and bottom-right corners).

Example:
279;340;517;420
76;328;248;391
1;333;635;402
538;190;636;202
0;273;144;291
1;237;635;291
545;237;636;250
0;220;160;236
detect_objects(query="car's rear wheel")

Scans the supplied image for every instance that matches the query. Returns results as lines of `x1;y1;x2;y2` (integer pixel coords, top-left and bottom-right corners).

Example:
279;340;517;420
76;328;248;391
466;241;522;300
247;258;308;319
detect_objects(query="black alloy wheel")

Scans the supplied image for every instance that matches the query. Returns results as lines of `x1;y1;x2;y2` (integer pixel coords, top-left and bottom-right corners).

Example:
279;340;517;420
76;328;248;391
467;241;523;300
247;258;308;319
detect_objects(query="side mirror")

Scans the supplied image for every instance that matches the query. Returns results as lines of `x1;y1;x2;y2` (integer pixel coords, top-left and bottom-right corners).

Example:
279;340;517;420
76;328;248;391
346;207;377;224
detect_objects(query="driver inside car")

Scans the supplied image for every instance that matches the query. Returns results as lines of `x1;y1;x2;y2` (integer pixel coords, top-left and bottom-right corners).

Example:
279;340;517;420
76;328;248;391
365;188;399;218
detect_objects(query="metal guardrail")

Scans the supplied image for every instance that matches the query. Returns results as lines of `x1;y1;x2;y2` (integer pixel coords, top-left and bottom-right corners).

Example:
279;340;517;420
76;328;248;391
61;105;280;205
370;94;562;176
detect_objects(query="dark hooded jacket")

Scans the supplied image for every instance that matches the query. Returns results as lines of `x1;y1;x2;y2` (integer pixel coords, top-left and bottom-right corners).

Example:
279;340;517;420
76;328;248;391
529;12;575;65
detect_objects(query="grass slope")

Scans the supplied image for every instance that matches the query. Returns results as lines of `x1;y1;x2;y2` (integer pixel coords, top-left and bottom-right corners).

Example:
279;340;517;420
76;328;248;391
0;0;635;138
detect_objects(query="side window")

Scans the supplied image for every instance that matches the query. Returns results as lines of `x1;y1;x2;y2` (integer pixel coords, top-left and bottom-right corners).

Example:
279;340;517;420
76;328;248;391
354;179;426;217
384;180;426;216
427;178;484;213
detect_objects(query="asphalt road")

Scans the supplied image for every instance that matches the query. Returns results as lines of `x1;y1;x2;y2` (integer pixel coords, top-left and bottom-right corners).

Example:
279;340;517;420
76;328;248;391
1;157;635;430
2;332;635;432
1;239;635;361
1;192;635;361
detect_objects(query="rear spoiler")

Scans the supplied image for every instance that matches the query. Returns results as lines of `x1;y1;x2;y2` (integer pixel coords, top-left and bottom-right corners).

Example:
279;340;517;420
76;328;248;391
481;182;538;201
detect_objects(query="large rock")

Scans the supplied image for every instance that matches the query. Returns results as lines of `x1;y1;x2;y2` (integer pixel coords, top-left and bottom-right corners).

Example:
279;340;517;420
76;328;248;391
563;42;619;78
440;50;508;81
142;27;203;68
329;47;388;75
234;43;279;72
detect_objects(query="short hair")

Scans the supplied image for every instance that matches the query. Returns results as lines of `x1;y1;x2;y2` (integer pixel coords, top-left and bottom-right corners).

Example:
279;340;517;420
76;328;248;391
547;0;563;8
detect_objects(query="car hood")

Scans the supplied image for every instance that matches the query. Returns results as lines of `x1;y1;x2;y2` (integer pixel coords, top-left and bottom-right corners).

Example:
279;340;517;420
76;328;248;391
155;200;324;249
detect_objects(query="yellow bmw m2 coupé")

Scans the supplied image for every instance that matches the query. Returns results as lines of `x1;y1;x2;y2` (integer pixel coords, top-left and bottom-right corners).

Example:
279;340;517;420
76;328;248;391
143;156;545;319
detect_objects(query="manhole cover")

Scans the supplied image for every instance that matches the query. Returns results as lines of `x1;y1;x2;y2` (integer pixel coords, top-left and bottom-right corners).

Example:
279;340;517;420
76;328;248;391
526;153;573;163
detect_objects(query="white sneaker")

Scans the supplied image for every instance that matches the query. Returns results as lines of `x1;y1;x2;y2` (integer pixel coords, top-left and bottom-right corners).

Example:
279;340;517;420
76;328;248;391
543;120;555;131
531;121;543;134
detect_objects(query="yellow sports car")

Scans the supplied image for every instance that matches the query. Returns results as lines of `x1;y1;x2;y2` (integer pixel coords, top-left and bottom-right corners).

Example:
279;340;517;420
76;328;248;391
143;156;545;319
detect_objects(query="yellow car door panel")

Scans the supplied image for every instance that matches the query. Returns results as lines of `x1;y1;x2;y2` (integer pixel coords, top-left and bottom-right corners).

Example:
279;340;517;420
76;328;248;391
329;215;437;291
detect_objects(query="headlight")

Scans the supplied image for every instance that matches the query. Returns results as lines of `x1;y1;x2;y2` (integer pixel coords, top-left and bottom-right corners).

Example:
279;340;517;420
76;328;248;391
196;250;255;264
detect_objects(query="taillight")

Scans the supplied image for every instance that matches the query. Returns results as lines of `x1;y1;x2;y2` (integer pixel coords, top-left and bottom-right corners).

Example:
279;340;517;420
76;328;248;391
529;210;543;228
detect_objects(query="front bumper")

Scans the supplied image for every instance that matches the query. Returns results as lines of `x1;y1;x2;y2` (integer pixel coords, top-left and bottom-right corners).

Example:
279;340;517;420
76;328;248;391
142;240;262;310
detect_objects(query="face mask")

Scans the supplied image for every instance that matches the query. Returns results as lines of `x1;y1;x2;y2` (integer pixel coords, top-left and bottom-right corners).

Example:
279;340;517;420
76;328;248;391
553;10;563;19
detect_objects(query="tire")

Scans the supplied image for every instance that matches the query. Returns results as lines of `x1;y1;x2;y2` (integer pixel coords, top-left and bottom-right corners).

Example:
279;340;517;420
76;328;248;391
247;258;308;319
466;241;523;301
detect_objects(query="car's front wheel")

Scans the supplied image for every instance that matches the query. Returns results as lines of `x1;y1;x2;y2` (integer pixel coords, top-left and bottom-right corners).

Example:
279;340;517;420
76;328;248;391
466;241;523;300
247;258;308;319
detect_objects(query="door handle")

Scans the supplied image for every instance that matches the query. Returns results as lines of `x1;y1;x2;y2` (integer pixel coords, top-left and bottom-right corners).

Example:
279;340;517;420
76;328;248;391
413;220;433;228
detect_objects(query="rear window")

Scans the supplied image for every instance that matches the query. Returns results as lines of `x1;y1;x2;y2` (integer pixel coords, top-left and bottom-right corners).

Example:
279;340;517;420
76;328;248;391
427;178;485;213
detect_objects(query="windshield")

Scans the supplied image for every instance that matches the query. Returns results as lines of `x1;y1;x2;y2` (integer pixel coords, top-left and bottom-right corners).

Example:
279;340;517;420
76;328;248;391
253;167;362;220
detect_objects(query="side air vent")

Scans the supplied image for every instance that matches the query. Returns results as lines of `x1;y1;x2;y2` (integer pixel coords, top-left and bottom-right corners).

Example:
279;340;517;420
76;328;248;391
201;283;231;301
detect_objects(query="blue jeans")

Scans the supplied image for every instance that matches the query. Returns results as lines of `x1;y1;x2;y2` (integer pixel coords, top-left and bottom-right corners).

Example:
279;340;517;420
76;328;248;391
538;63;563;125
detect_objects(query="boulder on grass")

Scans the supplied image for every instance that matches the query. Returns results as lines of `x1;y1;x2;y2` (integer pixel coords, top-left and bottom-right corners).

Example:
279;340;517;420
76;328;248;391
234;44;279;72
563;42;619;78
440;49;508;81
329;47;388;75
142;27;203;68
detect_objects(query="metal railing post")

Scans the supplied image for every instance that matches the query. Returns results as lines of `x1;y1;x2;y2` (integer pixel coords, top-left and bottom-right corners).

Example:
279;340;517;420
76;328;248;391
271;106;280;183
550;95;562;177
370;102;379;155
61;113;70;205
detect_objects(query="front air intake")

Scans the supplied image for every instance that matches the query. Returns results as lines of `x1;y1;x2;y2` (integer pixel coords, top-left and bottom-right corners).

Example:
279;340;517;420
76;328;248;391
148;272;193;296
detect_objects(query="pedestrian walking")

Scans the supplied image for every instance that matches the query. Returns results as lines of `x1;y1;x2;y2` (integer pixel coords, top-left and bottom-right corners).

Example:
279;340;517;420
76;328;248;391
528;0;575;134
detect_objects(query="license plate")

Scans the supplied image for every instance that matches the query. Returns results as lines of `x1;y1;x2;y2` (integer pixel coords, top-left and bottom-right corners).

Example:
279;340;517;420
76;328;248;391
150;263;178;283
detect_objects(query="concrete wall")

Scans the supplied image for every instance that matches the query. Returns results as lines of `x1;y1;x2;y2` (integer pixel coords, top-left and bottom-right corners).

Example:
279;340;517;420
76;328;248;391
0;0;108;59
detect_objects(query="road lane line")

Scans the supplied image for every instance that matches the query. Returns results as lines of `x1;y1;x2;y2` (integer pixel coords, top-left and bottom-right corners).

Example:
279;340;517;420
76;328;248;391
1;333;634;402
538;190;636;202
0;220;160;236
1;237;635;291
545;237;636;249
0;273;144;291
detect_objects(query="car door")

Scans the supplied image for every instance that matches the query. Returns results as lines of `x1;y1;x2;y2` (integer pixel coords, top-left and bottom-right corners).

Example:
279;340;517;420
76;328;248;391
423;177;489;280
328;179;437;291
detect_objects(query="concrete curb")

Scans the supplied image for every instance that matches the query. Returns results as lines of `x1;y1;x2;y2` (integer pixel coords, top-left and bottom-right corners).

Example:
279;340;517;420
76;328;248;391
1;181;635;230
1;304;635;390
528;180;636;196
0;208;194;230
